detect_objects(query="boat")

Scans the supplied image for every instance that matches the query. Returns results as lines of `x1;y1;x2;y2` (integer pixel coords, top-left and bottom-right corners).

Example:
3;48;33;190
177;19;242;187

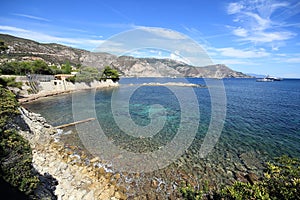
256;77;273;82
256;75;283;82
267;76;283;81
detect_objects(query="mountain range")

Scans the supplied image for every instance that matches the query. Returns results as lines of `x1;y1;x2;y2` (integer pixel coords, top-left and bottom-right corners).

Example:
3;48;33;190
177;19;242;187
0;34;251;78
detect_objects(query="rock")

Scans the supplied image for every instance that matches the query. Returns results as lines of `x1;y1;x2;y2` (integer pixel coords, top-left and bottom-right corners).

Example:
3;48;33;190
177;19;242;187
83;190;94;200
146;192;157;200
234;172;247;183
239;152;261;170
118;186;127;193
114;191;126;200
234;162;247;172
245;172;258;185
90;157;99;163
44;123;51;128
226;170;233;177
151;179;158;188
74;190;87;199
105;173;112;179
99;167;105;175
114;173;121;180
81;168;88;174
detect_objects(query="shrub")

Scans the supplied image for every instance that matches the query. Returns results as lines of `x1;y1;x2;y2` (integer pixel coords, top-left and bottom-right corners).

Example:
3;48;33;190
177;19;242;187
0;77;23;89
220;181;270;200
66;75;75;83
263;155;300;200
180;184;203;200
0;129;39;195
0;86;40;196
219;155;300;200
0;86;20;128
74;66;101;83
180;156;300;200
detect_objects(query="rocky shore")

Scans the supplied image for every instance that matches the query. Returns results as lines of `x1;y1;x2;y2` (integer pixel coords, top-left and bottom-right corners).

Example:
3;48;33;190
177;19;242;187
18;107;126;200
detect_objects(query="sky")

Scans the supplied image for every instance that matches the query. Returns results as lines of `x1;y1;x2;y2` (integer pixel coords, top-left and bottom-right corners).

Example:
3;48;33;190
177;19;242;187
0;0;300;77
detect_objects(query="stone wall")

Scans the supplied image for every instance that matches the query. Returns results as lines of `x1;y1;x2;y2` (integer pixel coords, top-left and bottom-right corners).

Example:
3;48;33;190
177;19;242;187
39;79;118;94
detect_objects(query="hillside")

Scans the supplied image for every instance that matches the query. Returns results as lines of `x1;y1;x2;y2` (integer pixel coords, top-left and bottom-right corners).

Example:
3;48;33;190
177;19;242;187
0;34;250;78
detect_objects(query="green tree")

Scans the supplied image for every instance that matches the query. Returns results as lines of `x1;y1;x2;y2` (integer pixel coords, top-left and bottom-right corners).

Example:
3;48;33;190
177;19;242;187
0;60;56;75
31;60;54;75
0;61;24;75
61;61;72;74
74;66;100;83
101;66;119;82
0;40;8;52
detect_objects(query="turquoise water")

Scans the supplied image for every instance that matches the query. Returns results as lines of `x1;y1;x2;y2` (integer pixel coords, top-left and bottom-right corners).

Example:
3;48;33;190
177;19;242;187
23;78;300;197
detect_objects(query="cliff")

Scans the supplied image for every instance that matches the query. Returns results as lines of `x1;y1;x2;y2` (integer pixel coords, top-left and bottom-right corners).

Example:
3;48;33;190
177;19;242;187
0;34;250;78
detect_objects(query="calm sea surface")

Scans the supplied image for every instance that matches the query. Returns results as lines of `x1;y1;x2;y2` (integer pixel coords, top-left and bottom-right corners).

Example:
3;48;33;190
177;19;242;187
23;78;300;197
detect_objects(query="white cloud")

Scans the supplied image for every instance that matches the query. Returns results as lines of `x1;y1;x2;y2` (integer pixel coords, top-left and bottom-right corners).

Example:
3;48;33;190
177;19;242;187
227;2;244;14
227;0;298;45
233;27;248;37
275;53;287;57
13;13;50;22
243;11;271;30
138;26;187;40
0;25;104;50
247;31;296;43
0;25;30;33
212;58;250;65
217;47;270;58
286;58;300;63
170;52;191;64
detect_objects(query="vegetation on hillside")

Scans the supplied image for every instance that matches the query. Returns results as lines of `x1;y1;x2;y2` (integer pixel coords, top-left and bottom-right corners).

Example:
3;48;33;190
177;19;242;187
0;60;72;75
0;86;40;196
180;155;300;200
0;39;8;52
0;59;119;84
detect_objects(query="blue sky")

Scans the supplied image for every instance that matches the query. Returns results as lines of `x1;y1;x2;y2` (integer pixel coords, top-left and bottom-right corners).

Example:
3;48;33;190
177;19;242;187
0;0;300;77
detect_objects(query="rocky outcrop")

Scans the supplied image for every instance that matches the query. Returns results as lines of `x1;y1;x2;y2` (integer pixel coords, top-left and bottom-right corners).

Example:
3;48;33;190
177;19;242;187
0;34;250;78
18;107;125;200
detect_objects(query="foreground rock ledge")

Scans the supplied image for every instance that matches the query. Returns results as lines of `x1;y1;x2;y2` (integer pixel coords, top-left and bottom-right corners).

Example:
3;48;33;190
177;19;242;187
19;107;125;200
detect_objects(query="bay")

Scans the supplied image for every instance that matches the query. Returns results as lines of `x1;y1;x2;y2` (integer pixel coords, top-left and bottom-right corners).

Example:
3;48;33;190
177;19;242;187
23;78;300;197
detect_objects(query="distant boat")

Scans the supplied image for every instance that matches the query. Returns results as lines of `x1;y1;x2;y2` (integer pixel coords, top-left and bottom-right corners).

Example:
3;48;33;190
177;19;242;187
256;75;283;82
256;77;273;82
267;75;283;81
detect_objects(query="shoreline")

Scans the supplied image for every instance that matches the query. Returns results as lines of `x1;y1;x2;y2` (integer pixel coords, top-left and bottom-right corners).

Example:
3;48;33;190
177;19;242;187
18;107;125;199
18;81;206;104
18;82;119;104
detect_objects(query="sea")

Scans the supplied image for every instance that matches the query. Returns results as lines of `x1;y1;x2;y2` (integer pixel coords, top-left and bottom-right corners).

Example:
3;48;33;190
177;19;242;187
23;78;300;198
